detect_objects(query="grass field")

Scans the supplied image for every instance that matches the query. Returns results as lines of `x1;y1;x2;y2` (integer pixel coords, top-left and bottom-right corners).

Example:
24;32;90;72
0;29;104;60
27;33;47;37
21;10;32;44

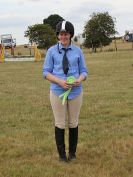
0;50;133;177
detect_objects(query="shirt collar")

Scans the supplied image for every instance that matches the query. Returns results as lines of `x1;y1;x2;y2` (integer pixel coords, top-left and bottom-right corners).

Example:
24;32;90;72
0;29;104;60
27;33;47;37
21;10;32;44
58;42;73;52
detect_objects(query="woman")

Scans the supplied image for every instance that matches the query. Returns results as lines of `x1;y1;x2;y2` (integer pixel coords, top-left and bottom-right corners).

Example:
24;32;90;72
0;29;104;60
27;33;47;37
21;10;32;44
42;20;88;162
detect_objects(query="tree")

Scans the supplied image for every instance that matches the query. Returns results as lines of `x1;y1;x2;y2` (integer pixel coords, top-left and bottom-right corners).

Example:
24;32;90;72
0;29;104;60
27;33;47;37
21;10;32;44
43;14;64;31
83;12;117;52
73;36;78;42
25;24;57;49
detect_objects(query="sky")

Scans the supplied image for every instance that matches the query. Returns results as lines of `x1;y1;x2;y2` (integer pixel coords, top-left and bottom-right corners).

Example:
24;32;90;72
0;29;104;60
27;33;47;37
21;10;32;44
0;0;133;44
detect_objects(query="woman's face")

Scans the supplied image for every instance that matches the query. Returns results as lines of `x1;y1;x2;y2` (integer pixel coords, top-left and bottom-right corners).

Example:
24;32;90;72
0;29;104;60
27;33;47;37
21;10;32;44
58;32;71;47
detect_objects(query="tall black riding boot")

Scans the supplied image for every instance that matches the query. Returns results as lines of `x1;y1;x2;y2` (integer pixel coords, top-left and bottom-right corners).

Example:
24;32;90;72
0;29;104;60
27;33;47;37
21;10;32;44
55;127;67;162
68;126;78;161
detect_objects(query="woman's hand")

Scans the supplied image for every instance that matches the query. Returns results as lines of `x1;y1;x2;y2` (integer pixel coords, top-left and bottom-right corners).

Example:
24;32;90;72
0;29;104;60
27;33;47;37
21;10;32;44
73;78;82;87
73;75;86;87
58;79;70;89
46;74;70;89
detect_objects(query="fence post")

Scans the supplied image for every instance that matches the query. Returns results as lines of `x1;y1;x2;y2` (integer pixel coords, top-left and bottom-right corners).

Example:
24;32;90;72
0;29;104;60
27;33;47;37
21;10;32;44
0;44;5;63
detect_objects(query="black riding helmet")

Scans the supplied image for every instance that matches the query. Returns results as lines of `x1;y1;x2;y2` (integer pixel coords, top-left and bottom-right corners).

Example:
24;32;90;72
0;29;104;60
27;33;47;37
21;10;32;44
56;21;74;38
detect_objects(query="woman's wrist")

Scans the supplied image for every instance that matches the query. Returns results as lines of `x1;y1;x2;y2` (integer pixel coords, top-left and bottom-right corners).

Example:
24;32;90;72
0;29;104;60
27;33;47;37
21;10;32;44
78;75;85;82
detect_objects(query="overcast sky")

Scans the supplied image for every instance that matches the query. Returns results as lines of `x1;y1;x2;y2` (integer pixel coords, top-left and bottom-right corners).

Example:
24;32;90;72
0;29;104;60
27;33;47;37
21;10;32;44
0;0;133;44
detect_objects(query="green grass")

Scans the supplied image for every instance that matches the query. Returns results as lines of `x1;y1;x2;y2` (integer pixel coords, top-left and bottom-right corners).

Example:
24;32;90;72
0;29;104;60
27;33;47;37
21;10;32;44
0;50;133;177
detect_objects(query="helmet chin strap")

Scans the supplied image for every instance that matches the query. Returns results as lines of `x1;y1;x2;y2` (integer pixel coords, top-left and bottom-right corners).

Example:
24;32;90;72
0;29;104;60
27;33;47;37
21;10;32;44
57;39;71;54
60;39;71;46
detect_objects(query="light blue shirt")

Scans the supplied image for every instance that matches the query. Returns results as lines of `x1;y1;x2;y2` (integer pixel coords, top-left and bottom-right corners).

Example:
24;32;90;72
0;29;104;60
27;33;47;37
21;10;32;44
42;43;88;99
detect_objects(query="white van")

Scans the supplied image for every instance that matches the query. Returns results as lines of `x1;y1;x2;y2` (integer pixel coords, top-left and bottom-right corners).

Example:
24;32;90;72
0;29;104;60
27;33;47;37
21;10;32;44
1;34;16;48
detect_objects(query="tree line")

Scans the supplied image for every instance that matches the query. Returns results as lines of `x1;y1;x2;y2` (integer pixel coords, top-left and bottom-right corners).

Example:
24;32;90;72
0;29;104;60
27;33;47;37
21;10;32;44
24;12;117;51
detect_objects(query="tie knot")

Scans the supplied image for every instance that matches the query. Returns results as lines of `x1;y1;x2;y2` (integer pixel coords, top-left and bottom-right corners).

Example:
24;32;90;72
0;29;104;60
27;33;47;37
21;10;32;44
62;48;69;53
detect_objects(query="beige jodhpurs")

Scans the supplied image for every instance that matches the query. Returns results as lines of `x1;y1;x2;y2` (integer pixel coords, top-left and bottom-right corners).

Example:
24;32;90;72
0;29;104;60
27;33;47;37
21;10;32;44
50;91;83;129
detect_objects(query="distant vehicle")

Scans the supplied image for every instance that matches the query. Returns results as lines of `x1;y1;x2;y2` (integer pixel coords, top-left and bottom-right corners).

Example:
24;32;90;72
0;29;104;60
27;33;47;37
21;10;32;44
12;38;16;47
0;34;16;48
124;31;133;42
